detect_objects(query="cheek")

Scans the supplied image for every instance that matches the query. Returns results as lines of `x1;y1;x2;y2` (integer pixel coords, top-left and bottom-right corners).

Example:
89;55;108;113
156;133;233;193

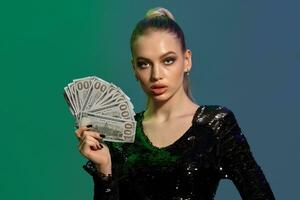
136;72;149;88
137;78;151;94
168;65;185;80
136;71;147;82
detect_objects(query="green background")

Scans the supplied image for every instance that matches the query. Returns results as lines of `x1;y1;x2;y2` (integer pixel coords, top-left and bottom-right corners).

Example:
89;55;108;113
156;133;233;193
1;0;299;199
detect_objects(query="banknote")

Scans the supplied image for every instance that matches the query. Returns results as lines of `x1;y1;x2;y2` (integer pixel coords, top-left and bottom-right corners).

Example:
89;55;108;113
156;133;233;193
63;76;136;143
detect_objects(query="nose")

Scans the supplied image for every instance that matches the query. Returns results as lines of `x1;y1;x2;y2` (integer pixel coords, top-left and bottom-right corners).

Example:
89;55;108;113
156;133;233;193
150;65;162;81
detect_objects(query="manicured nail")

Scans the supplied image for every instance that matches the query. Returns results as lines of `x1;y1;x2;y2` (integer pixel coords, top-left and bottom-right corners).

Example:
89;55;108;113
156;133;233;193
99;143;103;148
100;134;106;138
86;124;93;128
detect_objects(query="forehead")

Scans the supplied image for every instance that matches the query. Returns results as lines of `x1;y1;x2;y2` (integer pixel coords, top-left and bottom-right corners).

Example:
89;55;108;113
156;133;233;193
132;30;181;58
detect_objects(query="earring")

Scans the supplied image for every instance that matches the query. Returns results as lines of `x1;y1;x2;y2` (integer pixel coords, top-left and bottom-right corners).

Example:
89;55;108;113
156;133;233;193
185;69;190;76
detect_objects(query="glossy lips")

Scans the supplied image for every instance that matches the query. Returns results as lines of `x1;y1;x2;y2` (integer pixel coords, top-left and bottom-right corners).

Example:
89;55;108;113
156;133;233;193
150;84;167;95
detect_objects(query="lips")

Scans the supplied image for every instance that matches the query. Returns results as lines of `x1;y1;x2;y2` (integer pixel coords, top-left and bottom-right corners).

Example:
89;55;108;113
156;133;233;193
150;84;167;95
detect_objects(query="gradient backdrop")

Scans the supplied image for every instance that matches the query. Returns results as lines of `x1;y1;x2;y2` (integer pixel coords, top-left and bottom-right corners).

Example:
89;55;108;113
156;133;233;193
0;0;299;199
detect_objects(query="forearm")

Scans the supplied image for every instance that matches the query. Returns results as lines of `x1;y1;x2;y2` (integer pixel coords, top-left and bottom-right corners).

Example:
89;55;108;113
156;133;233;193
223;144;275;200
83;160;119;200
95;161;112;176
218;107;275;199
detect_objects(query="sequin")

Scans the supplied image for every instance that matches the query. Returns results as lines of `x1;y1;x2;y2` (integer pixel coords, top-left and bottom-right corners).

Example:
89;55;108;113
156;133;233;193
83;105;275;200
187;136;195;141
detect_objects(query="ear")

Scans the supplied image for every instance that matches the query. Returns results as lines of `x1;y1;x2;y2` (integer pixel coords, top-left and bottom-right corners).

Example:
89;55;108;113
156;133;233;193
184;49;192;72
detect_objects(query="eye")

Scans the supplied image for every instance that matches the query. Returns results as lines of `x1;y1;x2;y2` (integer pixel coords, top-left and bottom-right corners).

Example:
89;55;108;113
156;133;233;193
137;61;150;69
164;57;176;65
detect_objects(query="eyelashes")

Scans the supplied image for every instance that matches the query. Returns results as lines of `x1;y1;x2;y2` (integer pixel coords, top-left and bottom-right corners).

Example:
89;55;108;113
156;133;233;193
137;61;150;68
136;57;176;68
164;57;176;65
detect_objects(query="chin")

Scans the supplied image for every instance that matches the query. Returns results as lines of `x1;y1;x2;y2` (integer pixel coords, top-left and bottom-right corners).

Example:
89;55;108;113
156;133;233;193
150;93;174;103
152;95;168;101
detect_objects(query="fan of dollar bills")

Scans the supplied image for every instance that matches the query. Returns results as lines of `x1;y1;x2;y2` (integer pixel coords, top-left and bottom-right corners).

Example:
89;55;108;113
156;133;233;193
63;76;136;143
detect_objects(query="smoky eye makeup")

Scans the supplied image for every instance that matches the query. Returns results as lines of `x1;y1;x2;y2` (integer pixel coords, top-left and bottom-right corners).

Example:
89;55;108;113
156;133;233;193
136;60;150;68
135;54;177;68
163;56;176;65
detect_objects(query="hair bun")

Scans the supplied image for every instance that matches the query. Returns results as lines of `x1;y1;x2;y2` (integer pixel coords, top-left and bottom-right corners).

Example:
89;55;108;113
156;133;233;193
145;7;175;21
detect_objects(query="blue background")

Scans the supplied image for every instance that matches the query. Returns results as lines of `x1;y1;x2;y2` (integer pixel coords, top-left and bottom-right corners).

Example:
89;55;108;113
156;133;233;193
0;0;299;199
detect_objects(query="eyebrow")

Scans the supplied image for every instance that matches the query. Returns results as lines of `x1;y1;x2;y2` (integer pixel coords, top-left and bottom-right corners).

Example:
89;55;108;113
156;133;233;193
136;51;177;61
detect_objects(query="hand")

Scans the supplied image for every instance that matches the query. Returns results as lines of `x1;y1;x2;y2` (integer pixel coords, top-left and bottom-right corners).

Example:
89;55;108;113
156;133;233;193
75;126;112;173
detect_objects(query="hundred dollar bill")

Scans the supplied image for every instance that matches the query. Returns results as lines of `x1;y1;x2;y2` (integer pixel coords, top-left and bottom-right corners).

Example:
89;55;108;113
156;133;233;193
85;100;135;121
83;78;111;112
79;113;136;143
64;76;137;143
73;76;94;112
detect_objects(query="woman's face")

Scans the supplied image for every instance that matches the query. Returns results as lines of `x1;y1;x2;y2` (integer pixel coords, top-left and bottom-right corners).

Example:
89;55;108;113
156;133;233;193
131;30;192;102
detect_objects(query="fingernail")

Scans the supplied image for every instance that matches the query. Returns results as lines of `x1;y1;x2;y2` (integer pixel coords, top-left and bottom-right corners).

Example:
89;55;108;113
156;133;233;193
100;134;106;138
86;124;93;128
99;143;103;148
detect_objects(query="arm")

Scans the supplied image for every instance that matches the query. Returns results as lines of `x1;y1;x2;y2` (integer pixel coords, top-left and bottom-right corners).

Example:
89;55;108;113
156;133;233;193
218;107;275;200
83;160;119;200
75;126;123;199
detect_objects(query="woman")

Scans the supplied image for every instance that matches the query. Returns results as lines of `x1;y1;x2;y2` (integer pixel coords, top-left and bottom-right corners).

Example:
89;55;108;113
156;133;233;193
75;7;275;200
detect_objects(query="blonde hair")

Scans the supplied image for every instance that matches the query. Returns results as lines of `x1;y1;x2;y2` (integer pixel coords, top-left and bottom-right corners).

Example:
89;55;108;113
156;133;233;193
145;7;175;20
130;7;195;102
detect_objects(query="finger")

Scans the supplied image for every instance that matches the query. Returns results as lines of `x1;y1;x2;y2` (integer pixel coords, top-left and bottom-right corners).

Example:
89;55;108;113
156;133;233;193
75;127;89;138
75;127;94;140
87;130;106;140
79;137;102;153
85;137;103;149
85;135;101;145
81;136;104;147
81;130;105;141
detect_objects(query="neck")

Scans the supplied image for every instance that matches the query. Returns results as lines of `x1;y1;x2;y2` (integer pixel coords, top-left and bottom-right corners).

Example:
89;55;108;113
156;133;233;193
144;86;197;122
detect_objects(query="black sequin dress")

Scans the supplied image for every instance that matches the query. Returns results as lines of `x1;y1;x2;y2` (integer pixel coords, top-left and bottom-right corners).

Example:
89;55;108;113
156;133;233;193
83;105;275;200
